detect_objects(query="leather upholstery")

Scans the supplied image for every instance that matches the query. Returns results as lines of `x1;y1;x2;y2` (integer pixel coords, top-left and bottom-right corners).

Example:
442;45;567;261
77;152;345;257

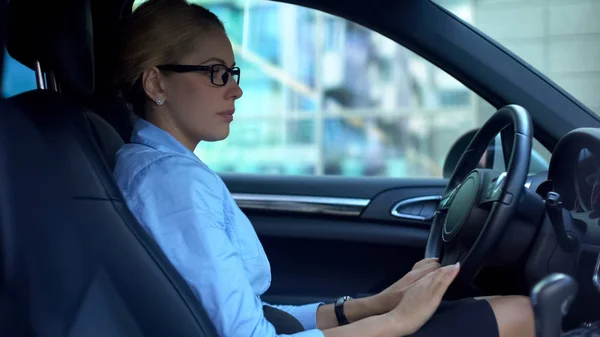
86;95;134;150
2;90;220;336
2;1;302;335
83;109;124;170
0;0;224;335
263;305;305;334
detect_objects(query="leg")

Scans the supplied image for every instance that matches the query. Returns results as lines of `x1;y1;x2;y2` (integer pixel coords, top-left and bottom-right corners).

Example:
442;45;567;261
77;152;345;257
484;295;535;337
406;296;535;337
407;298;499;337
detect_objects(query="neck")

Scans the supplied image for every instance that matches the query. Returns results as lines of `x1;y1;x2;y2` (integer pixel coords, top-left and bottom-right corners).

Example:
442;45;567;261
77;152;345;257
146;112;198;152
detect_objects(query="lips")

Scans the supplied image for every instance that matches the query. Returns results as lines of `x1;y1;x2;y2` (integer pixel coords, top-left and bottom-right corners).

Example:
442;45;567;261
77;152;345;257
217;109;235;122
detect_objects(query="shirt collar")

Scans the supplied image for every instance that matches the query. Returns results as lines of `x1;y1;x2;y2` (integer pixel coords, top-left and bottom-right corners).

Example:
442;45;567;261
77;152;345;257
130;118;200;161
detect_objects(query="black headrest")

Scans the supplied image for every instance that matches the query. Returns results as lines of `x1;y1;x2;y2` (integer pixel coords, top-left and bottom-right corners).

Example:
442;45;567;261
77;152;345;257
7;0;94;97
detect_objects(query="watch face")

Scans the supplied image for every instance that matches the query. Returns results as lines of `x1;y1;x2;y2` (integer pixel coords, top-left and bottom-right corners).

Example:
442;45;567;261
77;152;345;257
343;296;352;301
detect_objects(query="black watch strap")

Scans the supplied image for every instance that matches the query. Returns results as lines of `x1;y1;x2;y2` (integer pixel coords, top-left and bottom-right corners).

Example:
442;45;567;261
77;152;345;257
334;296;352;326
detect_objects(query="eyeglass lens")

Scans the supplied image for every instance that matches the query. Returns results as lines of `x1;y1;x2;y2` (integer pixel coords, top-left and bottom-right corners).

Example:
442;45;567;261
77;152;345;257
211;65;240;86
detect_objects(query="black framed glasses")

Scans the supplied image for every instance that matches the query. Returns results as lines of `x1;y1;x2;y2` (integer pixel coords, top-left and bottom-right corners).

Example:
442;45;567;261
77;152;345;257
156;64;241;87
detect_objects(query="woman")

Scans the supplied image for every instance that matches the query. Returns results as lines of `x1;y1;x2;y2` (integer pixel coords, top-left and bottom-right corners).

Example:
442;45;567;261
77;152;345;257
113;1;535;336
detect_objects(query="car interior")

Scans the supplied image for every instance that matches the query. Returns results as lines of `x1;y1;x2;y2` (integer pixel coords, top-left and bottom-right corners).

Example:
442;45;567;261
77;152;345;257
1;0;600;336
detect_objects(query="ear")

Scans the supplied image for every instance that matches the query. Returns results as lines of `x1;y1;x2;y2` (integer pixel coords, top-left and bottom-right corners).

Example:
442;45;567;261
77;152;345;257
141;67;167;104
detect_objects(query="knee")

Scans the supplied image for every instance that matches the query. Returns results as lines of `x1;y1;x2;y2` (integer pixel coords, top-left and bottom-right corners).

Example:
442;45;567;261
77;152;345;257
488;295;535;337
504;295;532;308
512;295;534;317
489;295;533;318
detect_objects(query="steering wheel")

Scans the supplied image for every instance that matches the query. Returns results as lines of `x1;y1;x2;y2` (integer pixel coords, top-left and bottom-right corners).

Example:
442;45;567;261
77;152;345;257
425;105;533;283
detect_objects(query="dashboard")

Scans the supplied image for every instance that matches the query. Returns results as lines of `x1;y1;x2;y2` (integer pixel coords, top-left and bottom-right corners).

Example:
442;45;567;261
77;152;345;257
545;128;600;216
486;128;600;253
531;148;600;213
574;149;600;213
539;128;600;252
536;128;600;329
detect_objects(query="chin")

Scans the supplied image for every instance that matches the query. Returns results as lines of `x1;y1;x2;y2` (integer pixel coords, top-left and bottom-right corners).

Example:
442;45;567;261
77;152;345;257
205;129;231;142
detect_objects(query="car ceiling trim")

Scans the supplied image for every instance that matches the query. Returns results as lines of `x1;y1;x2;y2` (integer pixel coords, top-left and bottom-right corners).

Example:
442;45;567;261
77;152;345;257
231;193;370;217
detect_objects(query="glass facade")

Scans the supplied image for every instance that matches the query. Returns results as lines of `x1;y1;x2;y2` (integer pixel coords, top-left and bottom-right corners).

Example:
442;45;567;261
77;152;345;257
434;0;600;115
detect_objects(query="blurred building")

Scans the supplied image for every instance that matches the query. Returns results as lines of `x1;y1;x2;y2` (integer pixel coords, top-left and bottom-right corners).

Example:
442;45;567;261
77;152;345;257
6;0;586;178
189;0;486;177
436;0;600;114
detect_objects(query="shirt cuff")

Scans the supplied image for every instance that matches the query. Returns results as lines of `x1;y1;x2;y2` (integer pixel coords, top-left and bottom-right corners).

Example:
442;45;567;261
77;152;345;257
291;302;324;331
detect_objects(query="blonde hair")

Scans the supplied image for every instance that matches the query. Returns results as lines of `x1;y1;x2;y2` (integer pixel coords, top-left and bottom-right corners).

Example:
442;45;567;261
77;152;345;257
116;0;224;115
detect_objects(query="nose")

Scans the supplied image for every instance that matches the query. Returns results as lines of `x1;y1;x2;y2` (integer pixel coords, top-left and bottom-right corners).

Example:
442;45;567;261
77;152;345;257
228;80;243;100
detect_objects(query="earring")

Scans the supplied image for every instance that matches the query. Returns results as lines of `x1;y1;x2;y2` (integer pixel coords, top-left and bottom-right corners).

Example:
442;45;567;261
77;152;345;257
155;97;165;106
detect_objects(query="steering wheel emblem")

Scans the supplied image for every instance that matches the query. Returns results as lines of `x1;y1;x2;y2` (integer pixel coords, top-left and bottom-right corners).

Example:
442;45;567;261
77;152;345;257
442;172;480;242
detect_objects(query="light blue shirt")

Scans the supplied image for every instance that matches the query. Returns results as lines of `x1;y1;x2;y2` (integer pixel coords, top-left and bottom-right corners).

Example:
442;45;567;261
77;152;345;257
114;119;325;337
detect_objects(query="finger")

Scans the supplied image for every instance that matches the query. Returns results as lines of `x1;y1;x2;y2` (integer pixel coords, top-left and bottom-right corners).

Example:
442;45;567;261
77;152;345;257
417;266;457;311
400;263;440;288
407;261;440;278
421;260;441;271
413;258;429;268
432;263;460;296
413;261;441;277
424;264;455;290
415;261;440;272
417;265;445;284
418;268;454;311
413;257;438;269
413;257;439;269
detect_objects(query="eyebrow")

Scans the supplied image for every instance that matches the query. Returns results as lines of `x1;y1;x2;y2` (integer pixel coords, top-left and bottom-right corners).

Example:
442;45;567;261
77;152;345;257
200;57;236;67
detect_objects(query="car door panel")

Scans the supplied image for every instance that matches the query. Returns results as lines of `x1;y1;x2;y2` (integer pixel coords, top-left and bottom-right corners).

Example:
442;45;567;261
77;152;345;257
221;173;446;199
361;187;445;223
220;173;447;305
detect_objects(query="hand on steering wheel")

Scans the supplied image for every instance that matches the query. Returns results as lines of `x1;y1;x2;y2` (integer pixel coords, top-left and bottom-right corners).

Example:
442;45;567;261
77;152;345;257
425;104;533;284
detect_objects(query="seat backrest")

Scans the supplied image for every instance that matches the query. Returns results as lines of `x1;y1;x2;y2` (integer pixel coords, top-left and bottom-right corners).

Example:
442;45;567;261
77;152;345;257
1;0;220;335
4;91;219;337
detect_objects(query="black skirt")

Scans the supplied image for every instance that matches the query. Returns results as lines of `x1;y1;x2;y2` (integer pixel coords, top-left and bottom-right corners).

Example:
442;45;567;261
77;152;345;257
408;298;499;337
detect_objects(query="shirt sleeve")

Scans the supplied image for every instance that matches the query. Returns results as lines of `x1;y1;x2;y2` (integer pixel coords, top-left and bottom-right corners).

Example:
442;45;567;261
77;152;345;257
262;302;324;330
128;156;325;337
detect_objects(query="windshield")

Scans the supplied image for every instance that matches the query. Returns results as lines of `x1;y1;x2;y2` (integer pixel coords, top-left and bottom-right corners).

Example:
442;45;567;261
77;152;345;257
433;0;600;115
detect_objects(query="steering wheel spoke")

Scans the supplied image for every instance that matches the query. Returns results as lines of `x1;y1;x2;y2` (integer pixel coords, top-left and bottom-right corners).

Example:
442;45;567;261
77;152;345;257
438;183;461;211
477;171;515;207
438;195;452;211
479;186;504;206
441;243;467;266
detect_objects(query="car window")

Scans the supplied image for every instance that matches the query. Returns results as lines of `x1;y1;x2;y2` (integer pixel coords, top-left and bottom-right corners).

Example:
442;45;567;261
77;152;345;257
488;134;551;175
136;0;549;178
2;49;36;97
433;0;600;115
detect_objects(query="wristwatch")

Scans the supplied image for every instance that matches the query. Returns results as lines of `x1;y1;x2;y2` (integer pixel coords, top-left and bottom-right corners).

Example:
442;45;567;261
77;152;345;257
334;296;352;326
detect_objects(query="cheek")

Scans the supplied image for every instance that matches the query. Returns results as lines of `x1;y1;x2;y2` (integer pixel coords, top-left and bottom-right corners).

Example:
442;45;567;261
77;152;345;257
169;77;198;106
170;77;212;115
